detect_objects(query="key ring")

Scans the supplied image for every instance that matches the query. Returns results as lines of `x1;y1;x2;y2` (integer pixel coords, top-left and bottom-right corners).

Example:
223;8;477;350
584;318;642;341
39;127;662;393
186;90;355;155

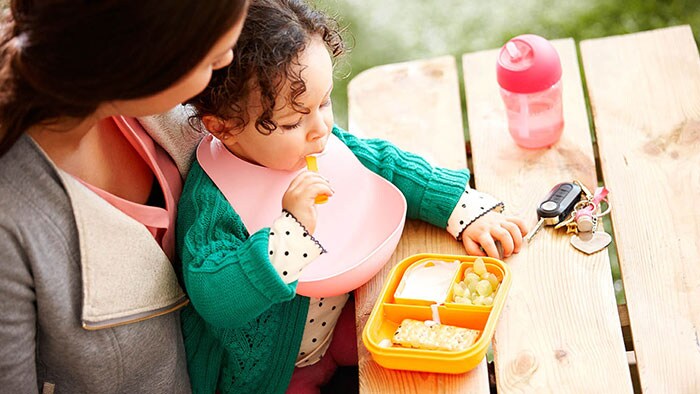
594;203;611;218
555;183;611;233
554;210;576;230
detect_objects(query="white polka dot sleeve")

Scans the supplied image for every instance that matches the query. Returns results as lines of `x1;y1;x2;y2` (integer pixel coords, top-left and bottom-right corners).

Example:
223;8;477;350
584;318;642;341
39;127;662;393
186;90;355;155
446;187;505;241
268;210;326;284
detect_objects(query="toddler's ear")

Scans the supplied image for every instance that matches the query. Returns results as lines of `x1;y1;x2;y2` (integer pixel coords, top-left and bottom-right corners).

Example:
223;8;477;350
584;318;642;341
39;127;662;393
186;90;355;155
202;115;234;142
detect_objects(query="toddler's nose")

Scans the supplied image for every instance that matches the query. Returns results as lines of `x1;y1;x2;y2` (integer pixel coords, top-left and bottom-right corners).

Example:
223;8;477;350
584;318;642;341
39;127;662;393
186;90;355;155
307;113;330;141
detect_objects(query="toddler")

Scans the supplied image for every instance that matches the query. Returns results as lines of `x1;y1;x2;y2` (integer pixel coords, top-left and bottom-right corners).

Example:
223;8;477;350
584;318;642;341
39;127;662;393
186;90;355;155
176;0;528;393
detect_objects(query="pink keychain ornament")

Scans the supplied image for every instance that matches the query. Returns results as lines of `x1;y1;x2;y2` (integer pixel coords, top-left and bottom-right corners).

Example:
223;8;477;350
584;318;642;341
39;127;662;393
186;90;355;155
568;185;614;254
574;186;610;233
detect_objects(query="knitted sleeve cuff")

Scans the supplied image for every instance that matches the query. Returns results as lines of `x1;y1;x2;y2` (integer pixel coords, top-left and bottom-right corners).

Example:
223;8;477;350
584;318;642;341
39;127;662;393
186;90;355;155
446;187;504;241
269;210;325;284
418;167;472;228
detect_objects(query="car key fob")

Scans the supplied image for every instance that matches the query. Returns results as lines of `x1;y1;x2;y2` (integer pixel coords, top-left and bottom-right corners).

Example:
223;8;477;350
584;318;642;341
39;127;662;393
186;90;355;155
526;181;583;242
537;182;582;225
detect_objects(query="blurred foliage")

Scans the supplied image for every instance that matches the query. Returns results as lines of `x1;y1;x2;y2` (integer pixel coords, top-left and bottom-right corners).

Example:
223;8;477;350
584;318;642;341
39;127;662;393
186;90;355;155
312;0;700;129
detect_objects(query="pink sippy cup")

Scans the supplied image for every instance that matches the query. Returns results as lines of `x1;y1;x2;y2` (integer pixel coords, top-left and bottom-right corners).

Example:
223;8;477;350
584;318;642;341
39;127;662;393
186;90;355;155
497;34;564;149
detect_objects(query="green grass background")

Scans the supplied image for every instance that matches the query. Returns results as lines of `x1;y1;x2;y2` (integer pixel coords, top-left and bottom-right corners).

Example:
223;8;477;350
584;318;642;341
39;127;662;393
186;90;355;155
314;0;699;131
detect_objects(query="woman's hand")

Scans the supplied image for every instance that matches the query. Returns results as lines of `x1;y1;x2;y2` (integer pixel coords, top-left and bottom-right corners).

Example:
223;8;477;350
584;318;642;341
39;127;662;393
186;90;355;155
461;211;528;258
282;171;333;234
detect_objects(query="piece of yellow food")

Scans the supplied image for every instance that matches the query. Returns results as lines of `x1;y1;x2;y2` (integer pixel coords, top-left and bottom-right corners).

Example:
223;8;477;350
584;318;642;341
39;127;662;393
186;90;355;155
392;319;480;352
305;155;319;171
305;156;328;204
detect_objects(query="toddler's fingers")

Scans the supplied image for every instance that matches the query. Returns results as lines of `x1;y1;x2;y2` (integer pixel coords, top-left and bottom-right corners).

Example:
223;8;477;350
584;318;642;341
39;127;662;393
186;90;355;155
304;182;333;200
490;226;514;257
501;221;523;253
509;216;529;235
462;236;485;256
299;171;329;185
288;172;332;194
478;234;499;259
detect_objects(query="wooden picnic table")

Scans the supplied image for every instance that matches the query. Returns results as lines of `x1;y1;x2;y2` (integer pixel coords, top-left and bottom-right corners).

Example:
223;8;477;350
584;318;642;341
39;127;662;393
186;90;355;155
348;25;700;393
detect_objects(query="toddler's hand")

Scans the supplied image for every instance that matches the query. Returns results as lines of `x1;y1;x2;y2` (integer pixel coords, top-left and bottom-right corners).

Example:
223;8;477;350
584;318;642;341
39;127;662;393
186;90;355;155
460;211;528;258
282;171;333;234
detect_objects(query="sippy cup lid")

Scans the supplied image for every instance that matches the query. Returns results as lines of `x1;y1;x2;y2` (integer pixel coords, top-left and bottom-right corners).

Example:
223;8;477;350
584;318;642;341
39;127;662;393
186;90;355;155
496;34;562;94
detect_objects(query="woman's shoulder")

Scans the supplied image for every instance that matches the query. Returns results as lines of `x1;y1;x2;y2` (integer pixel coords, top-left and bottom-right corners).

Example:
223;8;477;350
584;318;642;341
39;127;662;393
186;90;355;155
0;136;71;220
1;134;52;176
0;136;76;267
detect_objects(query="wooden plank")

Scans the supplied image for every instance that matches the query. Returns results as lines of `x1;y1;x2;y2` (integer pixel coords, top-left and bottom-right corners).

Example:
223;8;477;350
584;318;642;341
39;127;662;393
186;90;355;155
580;25;700;392
463;39;632;392
348;56;490;393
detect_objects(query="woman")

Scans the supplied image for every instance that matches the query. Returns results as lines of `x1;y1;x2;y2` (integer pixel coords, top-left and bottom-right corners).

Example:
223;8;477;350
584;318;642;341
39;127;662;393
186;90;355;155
0;1;247;392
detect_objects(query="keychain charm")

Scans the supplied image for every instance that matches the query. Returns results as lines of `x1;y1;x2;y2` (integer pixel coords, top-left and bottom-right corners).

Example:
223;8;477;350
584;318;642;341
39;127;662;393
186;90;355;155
528;180;613;255
570;230;612;255
568;184;612;255
574;186;608;232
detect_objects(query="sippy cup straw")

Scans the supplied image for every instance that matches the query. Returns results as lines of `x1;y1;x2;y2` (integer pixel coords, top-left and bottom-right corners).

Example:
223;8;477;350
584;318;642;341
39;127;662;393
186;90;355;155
305;155;328;204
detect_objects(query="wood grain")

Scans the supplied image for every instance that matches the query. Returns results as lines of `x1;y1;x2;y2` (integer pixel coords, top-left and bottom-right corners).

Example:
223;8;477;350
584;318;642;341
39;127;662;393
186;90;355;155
348;56;490;393
581;25;700;392
462;39;632;392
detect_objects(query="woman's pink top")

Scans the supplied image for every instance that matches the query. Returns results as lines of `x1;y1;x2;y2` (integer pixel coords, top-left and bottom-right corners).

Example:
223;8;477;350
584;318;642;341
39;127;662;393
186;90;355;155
77;116;182;260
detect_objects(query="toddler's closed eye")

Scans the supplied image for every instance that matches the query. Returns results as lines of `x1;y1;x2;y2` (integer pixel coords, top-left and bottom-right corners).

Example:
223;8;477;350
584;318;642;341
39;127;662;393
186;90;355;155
281;119;303;130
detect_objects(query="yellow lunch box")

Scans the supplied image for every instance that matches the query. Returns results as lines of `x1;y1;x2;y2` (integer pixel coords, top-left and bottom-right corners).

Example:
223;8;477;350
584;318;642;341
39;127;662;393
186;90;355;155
361;253;511;374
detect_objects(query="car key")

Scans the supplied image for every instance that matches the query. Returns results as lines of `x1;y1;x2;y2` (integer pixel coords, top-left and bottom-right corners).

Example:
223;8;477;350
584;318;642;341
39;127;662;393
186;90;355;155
525;182;583;242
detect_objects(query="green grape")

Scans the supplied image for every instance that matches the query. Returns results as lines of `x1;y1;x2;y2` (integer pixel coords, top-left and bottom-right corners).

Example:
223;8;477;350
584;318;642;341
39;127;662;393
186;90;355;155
467;278;478;294
473;258;487;275
486;273;499;289
476;280;493;297
453;281;466;297
483;296;494;306
456;296;472;305
465;272;480;283
473;295;485;305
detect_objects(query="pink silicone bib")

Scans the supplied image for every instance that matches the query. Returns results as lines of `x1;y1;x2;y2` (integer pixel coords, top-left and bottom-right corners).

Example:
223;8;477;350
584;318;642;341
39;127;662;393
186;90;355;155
197;134;407;297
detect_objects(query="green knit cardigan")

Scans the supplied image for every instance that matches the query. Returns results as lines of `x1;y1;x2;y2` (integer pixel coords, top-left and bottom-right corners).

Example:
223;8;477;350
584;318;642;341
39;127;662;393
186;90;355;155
176;125;470;393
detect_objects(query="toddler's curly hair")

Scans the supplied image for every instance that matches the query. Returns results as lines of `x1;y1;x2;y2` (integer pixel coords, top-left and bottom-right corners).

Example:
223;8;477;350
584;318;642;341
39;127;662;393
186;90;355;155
187;0;346;135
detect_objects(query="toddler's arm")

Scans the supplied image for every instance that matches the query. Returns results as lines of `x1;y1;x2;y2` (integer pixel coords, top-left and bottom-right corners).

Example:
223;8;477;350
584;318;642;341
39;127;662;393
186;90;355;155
177;164;324;329
267;210;325;284
332;125;526;258
333;125;468;226
448;196;527;258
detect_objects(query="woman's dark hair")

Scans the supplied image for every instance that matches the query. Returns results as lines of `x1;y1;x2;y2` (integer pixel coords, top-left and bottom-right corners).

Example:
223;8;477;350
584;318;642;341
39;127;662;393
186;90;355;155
0;0;247;156
186;0;345;135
